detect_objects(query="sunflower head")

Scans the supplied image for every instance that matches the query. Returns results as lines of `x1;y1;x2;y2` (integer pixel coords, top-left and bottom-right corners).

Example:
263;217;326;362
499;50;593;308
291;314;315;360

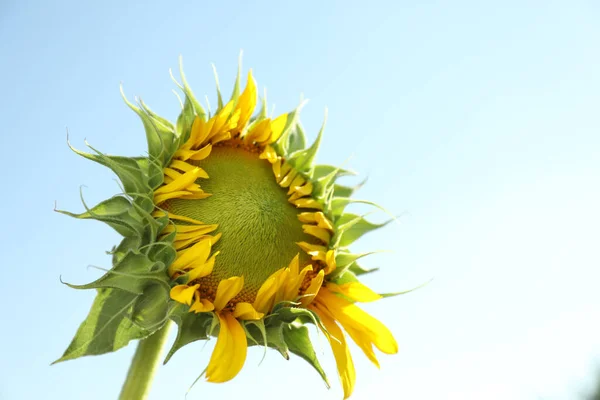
56;57;405;399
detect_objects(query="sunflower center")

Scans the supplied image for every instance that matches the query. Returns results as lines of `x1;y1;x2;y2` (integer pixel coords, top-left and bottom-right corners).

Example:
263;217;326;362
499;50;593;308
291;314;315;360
164;144;312;302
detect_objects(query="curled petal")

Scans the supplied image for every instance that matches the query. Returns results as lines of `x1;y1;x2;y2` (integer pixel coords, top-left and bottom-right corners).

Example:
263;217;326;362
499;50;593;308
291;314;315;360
170;284;199;306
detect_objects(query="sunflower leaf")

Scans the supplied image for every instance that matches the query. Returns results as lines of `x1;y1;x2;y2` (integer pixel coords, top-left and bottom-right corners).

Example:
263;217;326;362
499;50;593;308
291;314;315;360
164;305;214;364
282;323;330;388
54;288;149;363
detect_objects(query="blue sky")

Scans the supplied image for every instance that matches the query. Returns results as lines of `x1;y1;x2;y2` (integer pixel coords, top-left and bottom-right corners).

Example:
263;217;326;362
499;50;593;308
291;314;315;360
1;1;599;399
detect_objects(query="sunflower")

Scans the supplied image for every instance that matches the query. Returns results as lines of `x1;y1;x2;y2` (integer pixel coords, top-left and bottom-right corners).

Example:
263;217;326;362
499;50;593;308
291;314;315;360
57;57;403;399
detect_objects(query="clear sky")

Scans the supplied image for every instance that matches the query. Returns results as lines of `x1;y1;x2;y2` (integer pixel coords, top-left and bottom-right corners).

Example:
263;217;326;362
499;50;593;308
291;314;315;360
1;1;599;399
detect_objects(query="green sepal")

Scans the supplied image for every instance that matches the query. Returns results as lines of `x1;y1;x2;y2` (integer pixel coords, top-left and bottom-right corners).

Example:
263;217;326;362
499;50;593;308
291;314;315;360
269;306;320;327
273;100;307;156
333;250;381;277
286;122;307;154
177;56;207;121
63;251;169;295
211;63;224;112
265;325;289;359
282;323;330;388
286;110;326;174
313;165;347;201
379;279;433;298
312;165;356;181
164;305;214;364
67;140;152;198
174;95;196;151
56;195;143;238
120;86;169;166
333;213;392;248
333;178;366;199
111;236;142;264
330;269;360;286
243;319;267;348
347;262;379;276
54;288;149;363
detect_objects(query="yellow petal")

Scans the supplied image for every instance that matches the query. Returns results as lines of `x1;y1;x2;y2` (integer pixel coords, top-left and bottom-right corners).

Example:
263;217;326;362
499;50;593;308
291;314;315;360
154;168;204;195
272;159;281;180
279;169;298;188
327;282;382;302
259;145;279;164
294;181;313;197
297;212;317;223
278;163;292;183
245;118;271;143
168;159;197;173
233;302;264;320
315;212;334;231
153;210;204;225
161;223;218;235
287;175;306;195
173;232;221;251
296;242;327;261
209;100;235;138
300;269;324;306
233;70;257;134
284;264;312;301
253;268;284;313
154;190;196;205
292;198;322;210
303;225;331;244
169;239;212;274
324;249;337;274
187;251;220;281
213;276;244;311
268;113;288;143
318;288;398;355
189;297;215;313
311;304;356;399
170;284;199;306
206;312;247;383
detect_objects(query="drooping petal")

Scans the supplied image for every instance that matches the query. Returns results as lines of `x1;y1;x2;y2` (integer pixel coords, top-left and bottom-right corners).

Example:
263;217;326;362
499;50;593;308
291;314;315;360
170;284;199;306
233;302;264;320
311;304;356;399
327;282;382;303
213;276;244;311
206;312;248;383
317;288;398;355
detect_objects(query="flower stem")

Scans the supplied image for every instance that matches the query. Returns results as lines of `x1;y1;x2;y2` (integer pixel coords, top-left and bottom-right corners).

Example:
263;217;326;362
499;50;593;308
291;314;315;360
118;321;172;400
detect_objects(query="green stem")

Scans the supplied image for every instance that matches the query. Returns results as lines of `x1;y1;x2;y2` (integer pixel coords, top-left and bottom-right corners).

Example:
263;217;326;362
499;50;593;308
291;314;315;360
118;322;172;400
